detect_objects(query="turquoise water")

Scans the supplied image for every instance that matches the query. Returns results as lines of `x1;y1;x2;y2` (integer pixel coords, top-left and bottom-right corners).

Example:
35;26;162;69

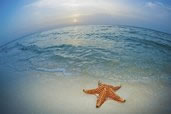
0;25;171;81
0;25;171;113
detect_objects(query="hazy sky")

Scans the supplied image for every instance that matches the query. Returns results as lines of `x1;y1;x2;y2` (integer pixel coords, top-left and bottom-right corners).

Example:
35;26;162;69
0;0;171;45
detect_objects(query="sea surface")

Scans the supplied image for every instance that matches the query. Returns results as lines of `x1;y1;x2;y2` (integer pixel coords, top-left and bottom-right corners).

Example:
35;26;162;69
0;25;171;113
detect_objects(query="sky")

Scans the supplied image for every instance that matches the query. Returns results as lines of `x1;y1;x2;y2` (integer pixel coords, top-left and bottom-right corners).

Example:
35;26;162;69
0;0;171;45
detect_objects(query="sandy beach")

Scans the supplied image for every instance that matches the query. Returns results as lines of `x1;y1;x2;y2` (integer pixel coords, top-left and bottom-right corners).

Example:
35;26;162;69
1;72;171;114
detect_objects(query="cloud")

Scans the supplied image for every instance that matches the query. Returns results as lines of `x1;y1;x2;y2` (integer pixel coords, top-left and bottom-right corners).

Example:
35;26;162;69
24;0;140;18
9;0;171;32
145;1;171;11
10;0;171;28
19;0;132;28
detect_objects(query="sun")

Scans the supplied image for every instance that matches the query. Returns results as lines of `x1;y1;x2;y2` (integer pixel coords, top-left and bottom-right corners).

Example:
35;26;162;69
73;18;78;23
72;13;80;23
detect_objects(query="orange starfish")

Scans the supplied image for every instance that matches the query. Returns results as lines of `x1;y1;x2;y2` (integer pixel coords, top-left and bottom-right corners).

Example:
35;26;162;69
83;81;126;108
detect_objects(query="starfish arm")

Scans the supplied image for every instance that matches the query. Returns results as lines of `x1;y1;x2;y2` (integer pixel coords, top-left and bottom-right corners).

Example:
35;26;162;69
108;89;126;103
83;88;99;94
83;85;105;94
98;80;102;87
109;85;121;91
96;88;107;108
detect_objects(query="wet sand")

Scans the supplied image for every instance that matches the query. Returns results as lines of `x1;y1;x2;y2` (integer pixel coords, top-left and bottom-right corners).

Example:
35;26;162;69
1;72;171;114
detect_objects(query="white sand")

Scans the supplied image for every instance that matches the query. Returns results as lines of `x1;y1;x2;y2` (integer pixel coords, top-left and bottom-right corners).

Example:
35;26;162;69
5;73;171;114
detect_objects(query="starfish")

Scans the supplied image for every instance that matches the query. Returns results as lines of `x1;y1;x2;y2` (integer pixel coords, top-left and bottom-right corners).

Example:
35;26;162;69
83;81;126;108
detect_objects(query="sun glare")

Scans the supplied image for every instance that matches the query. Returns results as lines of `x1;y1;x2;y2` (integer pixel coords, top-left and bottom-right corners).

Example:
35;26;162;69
73;18;78;23
72;13;80;23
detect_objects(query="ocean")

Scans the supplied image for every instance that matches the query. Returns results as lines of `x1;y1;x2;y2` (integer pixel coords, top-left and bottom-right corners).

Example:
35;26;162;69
0;25;171;113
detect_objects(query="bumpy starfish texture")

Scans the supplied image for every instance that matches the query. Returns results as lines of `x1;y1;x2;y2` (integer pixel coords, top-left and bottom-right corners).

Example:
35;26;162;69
83;81;126;108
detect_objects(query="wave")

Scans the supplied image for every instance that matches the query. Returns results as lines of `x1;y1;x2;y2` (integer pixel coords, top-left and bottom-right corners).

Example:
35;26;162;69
0;25;171;81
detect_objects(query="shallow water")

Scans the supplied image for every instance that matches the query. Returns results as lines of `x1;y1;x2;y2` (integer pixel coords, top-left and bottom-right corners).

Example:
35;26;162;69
0;25;171;113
